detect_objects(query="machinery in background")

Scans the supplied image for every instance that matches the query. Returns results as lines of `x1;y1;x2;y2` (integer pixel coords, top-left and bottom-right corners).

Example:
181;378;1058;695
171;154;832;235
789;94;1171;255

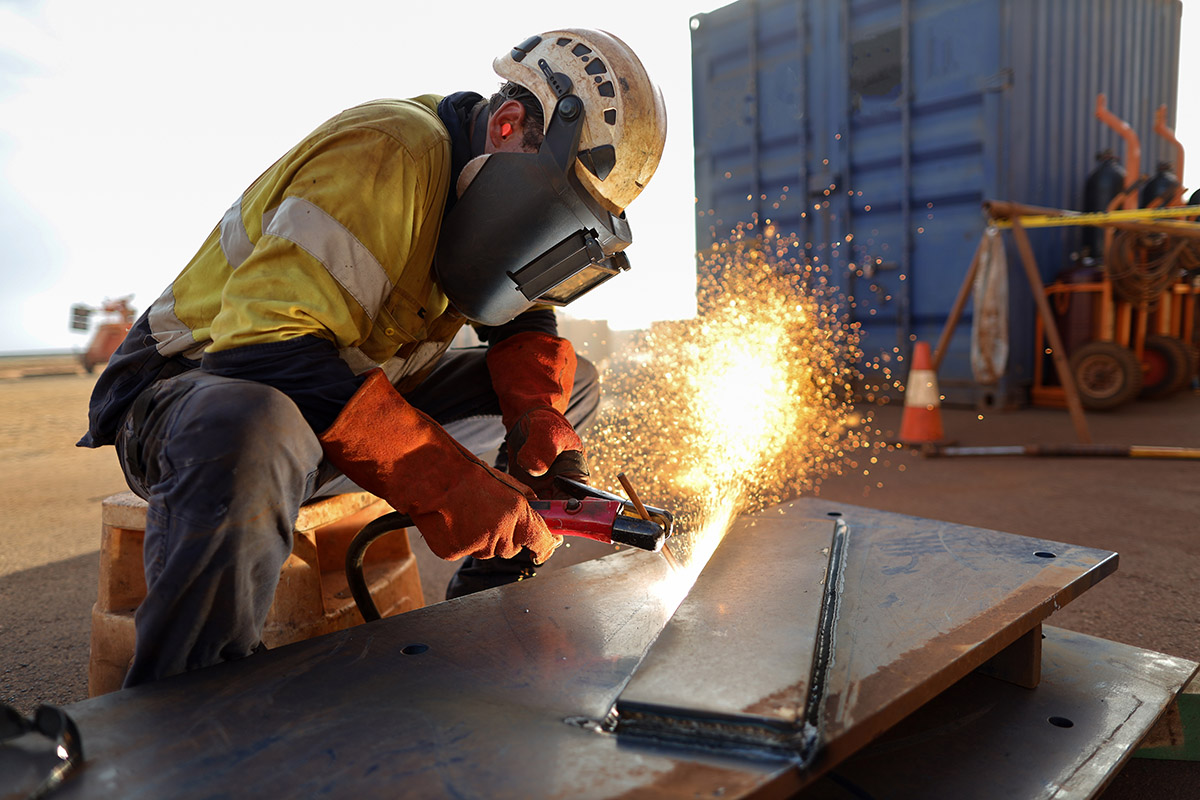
69;297;134;373
1032;97;1200;410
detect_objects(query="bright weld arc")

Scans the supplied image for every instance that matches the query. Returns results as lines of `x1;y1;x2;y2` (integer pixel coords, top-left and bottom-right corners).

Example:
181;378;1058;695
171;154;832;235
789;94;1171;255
588;220;875;596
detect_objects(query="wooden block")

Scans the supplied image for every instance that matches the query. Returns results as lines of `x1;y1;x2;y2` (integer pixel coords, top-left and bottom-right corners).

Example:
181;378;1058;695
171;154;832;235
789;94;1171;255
295;492;385;532
976;623;1043;688
95;525;147;612
87;604;136;697
265;529;324;647
88;491;422;697
100;491;151;530
99;491;386;534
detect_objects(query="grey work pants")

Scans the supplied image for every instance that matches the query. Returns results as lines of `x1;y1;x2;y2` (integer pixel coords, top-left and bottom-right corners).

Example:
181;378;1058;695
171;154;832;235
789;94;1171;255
115;347;599;688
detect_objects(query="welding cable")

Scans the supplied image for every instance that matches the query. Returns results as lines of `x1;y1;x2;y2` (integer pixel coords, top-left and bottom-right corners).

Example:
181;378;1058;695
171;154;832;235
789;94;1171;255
345;511;413;622
1181;239;1200;276
922;444;1200;459
1105;230;1187;306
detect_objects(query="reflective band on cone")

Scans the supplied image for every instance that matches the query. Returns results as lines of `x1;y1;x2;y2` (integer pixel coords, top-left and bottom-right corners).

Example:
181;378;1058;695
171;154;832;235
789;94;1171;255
899;341;945;445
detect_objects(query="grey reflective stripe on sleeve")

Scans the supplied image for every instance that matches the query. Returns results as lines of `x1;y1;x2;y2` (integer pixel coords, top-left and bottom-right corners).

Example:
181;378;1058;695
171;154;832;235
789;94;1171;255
147;284;205;359
382;339;453;385
340;340;455;383
219;195;254;269
337;346;379;375
263;196;394;320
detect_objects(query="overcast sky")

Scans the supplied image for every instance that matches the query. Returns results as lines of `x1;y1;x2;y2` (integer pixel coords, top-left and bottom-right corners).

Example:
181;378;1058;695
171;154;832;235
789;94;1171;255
1;0;1197;353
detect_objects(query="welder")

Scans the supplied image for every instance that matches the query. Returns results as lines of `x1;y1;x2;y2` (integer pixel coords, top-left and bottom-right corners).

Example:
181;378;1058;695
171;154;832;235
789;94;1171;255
77;29;667;688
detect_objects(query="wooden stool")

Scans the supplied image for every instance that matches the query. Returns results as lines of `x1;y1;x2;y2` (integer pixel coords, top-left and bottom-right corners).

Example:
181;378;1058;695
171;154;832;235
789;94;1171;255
88;491;423;696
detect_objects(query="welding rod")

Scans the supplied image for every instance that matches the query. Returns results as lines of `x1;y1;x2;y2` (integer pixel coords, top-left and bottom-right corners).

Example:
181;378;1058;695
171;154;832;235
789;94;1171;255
618;472;682;571
617;472;652;520
923;444;1200;460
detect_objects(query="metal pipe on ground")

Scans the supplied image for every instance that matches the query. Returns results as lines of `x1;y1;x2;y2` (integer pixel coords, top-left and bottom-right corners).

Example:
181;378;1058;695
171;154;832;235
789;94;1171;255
922;444;1200;460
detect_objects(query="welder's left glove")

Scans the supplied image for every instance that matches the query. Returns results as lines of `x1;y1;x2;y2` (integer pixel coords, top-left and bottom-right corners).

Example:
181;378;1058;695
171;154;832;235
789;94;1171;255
486;331;590;497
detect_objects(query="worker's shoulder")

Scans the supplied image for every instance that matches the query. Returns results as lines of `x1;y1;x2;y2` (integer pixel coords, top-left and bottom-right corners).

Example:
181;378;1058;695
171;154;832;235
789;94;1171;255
325;96;449;159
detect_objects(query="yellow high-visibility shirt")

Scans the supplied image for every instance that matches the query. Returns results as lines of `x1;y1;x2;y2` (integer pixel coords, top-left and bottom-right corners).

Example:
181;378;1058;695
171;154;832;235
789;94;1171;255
146;96;461;381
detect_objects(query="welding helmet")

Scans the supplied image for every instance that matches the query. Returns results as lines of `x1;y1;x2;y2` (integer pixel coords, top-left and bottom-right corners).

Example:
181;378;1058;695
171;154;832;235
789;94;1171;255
434;29;668;326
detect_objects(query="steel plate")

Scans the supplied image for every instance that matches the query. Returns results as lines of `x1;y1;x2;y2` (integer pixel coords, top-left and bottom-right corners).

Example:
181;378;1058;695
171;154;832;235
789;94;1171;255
801;626;1199;799
36;550;798;800
613;498;1119;783
16;500;1124;799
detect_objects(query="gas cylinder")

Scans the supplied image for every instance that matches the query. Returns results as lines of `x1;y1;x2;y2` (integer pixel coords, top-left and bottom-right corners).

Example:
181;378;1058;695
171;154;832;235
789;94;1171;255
1082;150;1125;256
1141;161;1178;207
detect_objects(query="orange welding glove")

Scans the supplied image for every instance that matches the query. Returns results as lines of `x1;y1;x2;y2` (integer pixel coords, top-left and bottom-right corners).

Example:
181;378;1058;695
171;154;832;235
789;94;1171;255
319;369;562;564
486;331;589;494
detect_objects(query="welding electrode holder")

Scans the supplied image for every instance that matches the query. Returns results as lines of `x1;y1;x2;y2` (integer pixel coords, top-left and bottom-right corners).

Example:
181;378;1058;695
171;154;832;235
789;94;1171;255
551;476;676;549
344;477;674;622
530;497;667;553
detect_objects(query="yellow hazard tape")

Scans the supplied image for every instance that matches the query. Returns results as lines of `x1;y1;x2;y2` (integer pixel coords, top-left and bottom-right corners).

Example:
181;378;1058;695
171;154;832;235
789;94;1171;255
991;206;1200;229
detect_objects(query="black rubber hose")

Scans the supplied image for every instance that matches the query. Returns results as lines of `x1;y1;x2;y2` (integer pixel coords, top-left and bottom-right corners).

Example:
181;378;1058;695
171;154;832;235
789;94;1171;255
345;511;413;622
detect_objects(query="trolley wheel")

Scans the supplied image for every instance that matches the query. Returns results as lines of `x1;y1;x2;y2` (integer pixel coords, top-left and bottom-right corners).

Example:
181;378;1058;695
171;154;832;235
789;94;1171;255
1166;335;1196;390
1163;335;1195;391
1068;341;1143;410
1140;335;1191;398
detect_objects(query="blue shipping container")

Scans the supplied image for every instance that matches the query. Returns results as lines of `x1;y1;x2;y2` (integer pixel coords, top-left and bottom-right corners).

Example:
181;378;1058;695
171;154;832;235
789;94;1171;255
691;0;1182;404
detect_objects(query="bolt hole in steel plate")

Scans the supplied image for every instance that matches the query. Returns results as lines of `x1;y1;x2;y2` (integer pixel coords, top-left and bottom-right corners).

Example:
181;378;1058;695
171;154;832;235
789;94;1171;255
401;644;429;655
612;499;1119;792
1048;716;1074;728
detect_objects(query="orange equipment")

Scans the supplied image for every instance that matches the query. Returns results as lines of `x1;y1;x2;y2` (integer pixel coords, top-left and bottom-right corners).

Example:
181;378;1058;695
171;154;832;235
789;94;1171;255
70;297;135;373
1031;98;1198;410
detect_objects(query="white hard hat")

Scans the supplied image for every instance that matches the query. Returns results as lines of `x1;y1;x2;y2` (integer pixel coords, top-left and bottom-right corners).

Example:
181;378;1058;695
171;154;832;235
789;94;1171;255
494;28;668;215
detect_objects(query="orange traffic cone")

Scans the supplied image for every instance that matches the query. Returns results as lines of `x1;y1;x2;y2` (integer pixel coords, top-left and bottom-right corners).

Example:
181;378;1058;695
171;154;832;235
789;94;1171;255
899;341;945;445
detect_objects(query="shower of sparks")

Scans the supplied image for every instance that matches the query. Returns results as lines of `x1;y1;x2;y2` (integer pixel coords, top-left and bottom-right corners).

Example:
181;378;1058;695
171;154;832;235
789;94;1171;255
588;225;873;586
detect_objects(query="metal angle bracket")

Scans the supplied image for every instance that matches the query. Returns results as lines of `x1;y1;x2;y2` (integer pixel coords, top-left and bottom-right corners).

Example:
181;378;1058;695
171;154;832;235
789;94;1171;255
611;516;850;763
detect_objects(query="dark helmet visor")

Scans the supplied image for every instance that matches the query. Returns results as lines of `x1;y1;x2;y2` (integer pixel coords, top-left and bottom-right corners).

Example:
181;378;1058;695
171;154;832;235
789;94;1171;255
434;93;633;325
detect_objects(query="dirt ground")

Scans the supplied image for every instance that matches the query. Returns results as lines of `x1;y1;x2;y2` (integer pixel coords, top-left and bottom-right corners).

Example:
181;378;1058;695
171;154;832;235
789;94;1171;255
0;358;130;713
1;353;1197;796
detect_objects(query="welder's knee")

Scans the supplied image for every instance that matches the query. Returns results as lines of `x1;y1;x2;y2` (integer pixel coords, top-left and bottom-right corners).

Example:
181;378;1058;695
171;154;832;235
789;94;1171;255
177;380;310;455
153;375;321;500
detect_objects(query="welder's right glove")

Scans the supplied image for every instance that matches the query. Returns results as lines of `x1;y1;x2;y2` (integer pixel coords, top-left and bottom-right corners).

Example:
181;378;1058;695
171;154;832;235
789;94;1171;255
319;369;562;564
486;331;590;498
